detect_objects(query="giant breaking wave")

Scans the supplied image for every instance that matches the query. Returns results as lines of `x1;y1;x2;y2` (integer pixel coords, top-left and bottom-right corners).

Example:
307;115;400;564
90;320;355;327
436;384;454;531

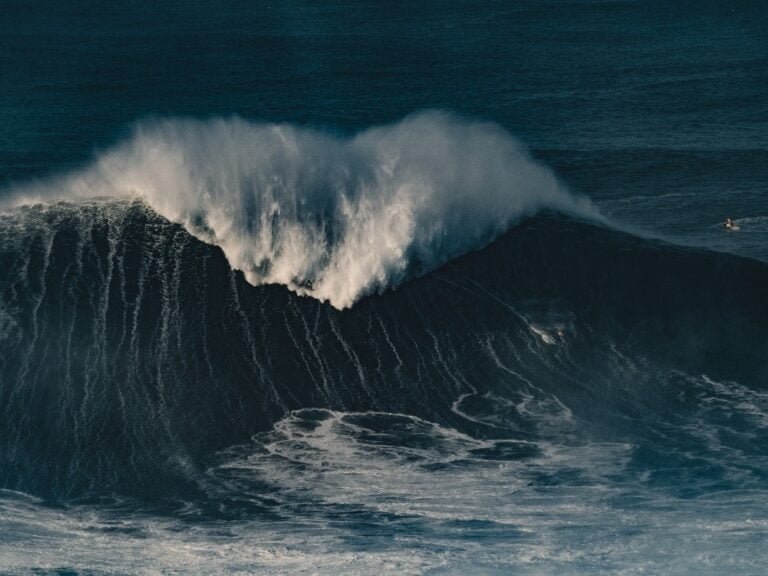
2;111;597;308
1;114;767;504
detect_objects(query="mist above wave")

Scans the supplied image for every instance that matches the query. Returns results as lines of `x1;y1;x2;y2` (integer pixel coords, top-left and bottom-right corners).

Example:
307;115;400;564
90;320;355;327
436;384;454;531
4;111;598;308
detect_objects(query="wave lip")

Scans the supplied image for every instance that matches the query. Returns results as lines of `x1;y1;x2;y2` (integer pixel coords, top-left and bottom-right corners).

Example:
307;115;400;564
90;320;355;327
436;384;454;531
4;111;598;308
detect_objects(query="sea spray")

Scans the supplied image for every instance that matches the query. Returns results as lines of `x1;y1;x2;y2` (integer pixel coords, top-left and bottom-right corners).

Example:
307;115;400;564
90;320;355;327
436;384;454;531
2;111;598;308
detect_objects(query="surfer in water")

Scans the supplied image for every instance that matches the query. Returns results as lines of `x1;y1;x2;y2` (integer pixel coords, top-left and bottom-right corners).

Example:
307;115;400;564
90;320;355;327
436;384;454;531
724;217;738;230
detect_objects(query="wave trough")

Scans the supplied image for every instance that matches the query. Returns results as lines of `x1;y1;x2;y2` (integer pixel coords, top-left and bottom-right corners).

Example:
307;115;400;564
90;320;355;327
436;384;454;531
3;112;597;308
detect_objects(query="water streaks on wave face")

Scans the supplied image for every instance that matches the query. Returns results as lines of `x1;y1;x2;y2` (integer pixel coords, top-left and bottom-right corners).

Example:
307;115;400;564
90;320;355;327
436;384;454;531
1;197;766;502
2;112;597;308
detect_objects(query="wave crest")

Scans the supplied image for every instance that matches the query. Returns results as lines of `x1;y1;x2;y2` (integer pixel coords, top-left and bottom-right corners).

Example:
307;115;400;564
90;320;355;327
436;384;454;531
4;111;597;308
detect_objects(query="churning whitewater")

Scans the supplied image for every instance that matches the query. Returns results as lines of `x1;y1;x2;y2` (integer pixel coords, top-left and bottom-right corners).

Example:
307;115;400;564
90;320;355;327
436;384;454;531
3;112;597;308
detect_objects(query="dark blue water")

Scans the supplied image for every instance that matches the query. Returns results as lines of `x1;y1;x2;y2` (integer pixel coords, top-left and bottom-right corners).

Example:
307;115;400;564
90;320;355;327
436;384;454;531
1;2;767;574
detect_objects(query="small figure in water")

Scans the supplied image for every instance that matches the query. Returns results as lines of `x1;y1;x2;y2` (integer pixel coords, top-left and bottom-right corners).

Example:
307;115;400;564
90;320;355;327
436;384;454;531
724;217;736;230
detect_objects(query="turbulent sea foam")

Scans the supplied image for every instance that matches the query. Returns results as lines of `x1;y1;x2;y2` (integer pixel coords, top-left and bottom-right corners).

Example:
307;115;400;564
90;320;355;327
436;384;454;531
3;111;597;308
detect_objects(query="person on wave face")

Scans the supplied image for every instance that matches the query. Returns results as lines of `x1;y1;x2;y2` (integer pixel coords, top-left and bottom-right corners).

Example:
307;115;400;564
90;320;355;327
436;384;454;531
724;217;739;230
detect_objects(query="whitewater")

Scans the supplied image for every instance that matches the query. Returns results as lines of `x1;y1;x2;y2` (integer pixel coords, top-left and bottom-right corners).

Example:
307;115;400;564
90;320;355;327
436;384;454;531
2;112;598;308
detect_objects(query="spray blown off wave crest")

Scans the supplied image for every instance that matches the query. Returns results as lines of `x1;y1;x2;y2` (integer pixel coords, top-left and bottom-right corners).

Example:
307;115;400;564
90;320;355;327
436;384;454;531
6;112;596;308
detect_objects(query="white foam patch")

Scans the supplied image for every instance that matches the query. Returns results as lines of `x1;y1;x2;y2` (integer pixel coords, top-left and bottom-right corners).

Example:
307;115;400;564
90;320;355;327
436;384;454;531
3;407;768;575
215;409;626;524
1;111;599;308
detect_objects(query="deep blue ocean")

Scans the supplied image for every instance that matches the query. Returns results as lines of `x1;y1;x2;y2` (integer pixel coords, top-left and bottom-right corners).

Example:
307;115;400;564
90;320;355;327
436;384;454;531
1;2;767;574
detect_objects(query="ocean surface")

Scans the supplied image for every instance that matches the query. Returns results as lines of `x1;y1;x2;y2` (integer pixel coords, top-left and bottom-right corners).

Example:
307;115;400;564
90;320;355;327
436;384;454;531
1;2;767;574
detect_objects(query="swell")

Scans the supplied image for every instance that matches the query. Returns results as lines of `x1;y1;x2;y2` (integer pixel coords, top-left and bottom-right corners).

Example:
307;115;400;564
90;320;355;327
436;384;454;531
1;111;599;308
0;201;766;499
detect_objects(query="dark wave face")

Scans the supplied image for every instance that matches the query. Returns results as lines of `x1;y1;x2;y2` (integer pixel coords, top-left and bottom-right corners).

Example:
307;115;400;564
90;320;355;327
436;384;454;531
2;197;767;506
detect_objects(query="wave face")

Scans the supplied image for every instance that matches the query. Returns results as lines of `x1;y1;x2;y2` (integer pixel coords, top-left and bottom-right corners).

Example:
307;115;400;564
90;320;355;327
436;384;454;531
1;198;767;502
3;112;596;308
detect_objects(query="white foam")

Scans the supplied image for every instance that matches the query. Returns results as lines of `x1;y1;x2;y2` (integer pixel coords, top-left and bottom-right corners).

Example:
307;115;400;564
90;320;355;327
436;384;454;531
1;111;599;308
3;406;768;575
